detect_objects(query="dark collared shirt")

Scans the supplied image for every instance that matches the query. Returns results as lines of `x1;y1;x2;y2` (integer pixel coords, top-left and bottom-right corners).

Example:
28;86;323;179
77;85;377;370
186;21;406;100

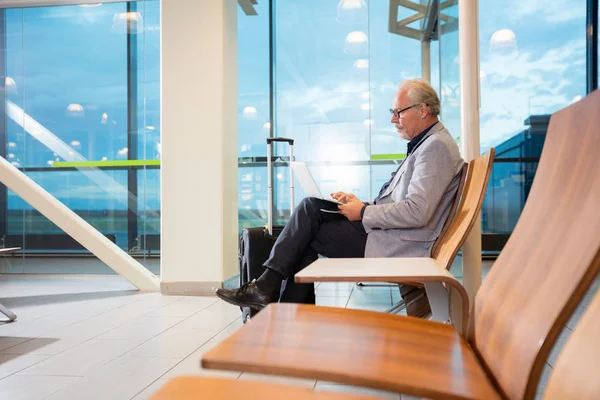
407;121;438;155
360;121;439;218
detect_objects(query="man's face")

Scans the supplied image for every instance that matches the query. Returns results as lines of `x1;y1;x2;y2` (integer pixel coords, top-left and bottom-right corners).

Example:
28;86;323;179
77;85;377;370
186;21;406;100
390;89;421;141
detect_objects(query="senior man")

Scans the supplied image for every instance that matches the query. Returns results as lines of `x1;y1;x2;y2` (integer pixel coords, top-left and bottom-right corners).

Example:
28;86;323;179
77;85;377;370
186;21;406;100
217;79;464;309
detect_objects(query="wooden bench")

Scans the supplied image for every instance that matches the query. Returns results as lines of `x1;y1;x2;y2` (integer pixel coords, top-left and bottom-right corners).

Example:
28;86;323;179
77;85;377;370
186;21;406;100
0;247;21;322
200;90;600;399
140;279;600;399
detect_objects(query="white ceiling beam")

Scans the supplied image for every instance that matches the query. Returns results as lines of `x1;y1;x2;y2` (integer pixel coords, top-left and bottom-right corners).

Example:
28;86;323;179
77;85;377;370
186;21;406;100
238;0;257;16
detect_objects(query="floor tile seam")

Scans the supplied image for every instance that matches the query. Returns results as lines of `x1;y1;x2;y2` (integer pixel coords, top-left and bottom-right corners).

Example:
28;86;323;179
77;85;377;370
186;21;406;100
0;353;53;382
18;337;156;379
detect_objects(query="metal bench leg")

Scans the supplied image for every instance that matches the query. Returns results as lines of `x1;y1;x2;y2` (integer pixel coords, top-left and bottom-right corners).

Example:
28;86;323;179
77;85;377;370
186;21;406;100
424;282;449;324
0;302;17;322
385;299;407;314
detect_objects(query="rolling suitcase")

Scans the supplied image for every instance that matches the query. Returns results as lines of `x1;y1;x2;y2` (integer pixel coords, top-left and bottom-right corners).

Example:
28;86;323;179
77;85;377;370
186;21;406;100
239;138;294;323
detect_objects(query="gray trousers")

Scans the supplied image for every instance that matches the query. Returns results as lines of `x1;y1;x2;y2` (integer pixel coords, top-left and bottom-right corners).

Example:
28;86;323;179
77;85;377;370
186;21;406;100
263;197;367;303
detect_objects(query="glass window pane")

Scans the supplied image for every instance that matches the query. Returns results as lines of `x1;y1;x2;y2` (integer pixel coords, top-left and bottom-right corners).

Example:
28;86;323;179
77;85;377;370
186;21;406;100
478;0;586;249
2;2;160;267
479;0;586;152
238;1;270;233
9;4;128;168
7;170;128;249
439;2;460;144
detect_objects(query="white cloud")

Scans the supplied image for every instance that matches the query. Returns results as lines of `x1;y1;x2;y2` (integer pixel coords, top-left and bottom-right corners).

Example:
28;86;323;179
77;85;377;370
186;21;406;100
510;0;584;23
478;39;585;150
278;81;368;118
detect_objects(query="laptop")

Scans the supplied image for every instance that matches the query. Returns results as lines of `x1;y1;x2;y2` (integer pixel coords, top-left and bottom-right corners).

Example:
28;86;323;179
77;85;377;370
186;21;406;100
290;162;343;204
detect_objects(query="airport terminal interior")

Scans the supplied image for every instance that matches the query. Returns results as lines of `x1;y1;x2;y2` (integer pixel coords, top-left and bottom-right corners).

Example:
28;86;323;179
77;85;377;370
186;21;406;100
0;0;598;399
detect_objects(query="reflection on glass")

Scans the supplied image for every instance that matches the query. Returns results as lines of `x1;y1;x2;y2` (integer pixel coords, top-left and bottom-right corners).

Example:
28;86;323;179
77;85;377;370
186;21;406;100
344;31;369;55
336;0;368;25
112;11;143;34
489;29;518;54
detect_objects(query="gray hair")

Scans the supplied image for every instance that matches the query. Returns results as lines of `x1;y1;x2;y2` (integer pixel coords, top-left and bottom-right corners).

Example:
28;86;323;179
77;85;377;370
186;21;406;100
398;79;441;116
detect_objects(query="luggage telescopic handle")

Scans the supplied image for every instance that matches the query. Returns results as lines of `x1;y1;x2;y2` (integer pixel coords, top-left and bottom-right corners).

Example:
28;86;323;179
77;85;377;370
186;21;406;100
267;138;294;145
266;138;295;236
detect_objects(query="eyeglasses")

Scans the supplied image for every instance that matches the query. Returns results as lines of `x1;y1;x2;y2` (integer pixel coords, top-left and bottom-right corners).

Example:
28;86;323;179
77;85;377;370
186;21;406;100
389;103;426;118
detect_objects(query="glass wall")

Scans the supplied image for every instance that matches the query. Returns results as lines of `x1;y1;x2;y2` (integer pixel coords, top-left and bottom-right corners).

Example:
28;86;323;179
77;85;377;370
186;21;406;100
238;0;270;231
3;0;592;269
438;2;459;144
476;0;586;250
237;0;422;230
0;1;160;271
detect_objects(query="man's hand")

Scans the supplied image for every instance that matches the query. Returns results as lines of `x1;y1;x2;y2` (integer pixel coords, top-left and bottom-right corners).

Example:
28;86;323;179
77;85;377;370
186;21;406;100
338;198;365;221
330;192;358;204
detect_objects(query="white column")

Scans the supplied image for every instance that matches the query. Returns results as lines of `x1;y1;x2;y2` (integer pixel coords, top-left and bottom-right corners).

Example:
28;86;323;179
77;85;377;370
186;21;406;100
458;0;482;302
161;0;238;295
421;40;431;82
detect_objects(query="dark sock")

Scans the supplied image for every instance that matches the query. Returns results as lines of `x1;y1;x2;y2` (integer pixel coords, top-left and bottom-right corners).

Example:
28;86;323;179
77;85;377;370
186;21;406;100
256;267;284;298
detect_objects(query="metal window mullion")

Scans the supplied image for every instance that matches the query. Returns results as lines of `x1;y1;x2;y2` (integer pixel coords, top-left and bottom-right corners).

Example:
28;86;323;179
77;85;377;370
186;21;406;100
0;10;7;241
127;1;139;252
587;0;599;93
268;0;277;223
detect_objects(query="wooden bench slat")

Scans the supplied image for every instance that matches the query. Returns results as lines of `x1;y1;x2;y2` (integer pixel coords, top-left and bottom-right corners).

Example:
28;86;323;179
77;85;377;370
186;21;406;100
151;376;378;400
202;303;500;400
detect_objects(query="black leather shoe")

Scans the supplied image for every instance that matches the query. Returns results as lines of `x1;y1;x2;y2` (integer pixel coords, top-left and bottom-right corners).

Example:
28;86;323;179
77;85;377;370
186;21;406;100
216;280;276;310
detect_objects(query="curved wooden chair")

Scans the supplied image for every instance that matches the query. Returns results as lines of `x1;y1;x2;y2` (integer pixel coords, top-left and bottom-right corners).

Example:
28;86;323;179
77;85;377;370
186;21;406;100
202;90;600;399
431;161;470;260
359;161;469;317
395;161;469;316
297;149;494;332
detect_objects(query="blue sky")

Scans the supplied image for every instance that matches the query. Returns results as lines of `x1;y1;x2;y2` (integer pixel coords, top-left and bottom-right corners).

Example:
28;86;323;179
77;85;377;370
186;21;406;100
236;0;588;208
239;0;587;157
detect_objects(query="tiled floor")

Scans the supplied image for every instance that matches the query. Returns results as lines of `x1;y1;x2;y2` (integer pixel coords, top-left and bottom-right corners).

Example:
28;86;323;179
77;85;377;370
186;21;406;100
0;263;596;400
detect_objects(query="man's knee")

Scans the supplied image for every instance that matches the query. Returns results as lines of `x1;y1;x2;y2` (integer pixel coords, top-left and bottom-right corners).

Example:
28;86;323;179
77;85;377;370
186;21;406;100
299;197;320;211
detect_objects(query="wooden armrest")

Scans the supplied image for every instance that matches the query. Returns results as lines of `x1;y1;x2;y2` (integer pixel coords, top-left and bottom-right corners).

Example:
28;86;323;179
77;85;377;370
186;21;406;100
296;257;469;331
296;257;453;284
202;304;500;400
151;376;378;400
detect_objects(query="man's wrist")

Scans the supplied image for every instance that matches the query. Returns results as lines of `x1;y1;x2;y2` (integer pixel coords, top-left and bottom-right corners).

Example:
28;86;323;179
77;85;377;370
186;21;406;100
360;204;368;219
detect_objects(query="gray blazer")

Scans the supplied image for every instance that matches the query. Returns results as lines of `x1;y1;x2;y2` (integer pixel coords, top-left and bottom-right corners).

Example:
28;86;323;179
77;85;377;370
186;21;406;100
362;122;464;258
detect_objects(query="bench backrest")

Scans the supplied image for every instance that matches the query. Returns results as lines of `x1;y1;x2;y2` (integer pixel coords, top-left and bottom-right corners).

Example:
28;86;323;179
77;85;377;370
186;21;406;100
470;90;600;400
432;150;495;271
430;162;468;262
